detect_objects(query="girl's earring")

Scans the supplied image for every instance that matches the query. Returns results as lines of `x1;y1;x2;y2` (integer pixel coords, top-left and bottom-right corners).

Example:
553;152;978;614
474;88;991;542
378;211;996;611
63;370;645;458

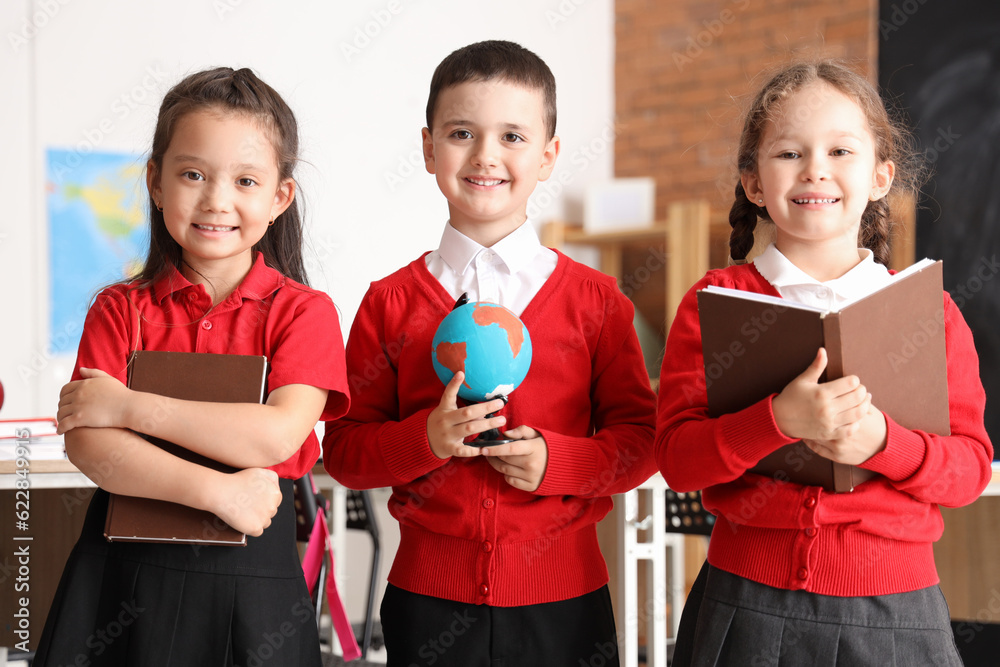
757;199;764;205
155;202;163;212
268;218;276;227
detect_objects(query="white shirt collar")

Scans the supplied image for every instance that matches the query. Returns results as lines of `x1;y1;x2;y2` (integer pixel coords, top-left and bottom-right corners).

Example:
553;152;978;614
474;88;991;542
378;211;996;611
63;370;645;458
437;221;543;277
753;243;892;303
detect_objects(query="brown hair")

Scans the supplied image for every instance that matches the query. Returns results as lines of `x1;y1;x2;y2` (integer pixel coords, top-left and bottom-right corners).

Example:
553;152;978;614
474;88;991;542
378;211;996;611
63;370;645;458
137;67;308;285
425;40;557;140
729;60;925;265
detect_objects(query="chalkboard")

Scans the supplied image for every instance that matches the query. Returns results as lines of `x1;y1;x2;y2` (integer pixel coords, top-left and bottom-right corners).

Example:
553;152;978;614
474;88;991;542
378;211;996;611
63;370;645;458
879;0;1000;455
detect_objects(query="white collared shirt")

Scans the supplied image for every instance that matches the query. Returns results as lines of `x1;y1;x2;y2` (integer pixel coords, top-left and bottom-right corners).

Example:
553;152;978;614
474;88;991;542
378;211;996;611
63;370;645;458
752;243;894;310
425;221;558;316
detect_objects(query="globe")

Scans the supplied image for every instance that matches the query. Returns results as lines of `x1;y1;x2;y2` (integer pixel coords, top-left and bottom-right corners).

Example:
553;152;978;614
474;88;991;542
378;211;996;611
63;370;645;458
431;301;532;403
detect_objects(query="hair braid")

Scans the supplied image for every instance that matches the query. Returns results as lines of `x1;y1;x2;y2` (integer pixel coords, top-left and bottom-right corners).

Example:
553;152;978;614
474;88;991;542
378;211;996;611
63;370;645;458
860;198;892;266
729;181;760;263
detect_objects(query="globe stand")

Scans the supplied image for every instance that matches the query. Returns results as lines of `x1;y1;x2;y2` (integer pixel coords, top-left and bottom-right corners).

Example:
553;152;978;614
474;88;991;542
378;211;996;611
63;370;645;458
468;395;514;447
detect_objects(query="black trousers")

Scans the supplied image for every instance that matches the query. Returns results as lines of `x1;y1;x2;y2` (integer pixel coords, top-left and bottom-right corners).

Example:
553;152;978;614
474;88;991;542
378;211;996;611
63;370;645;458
380;583;620;667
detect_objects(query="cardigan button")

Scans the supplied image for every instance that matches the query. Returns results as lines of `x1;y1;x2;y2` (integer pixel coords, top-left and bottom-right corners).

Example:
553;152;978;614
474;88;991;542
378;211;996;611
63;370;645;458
482;498;495;509
479;584;489;596
483;541;493;553
797;567;809;580
805;527;817;537
201;320;213;331
803;497;817;509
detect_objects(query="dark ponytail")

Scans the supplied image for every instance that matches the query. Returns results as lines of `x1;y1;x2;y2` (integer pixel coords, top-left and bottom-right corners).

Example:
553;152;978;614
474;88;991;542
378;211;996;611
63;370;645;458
729;182;760;263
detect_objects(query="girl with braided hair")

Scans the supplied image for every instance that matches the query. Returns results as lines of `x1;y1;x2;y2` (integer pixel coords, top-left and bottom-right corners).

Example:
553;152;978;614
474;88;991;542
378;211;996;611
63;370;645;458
655;60;991;666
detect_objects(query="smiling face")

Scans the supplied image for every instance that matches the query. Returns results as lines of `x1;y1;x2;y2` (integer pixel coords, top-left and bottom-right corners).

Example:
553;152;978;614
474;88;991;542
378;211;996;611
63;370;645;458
742;81;894;269
147;108;294;285
422;79;559;246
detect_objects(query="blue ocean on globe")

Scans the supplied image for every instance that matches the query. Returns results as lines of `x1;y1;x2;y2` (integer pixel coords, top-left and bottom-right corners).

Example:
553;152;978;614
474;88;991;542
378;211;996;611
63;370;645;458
431;301;532;403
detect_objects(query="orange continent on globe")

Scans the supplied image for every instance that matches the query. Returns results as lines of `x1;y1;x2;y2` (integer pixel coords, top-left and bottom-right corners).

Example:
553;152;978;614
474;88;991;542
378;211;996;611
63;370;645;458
472;304;525;357
435;341;472;389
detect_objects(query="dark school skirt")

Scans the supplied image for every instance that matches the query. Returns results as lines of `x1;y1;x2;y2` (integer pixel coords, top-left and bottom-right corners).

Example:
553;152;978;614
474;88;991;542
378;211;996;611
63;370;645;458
34;478;321;667
672;562;962;667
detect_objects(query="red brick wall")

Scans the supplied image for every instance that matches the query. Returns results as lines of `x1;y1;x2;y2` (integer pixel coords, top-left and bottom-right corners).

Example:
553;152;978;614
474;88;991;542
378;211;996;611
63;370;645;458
615;0;878;257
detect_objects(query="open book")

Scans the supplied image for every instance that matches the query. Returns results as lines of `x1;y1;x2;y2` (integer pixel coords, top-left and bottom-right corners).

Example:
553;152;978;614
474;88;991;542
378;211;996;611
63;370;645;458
104;350;267;545
697;259;949;492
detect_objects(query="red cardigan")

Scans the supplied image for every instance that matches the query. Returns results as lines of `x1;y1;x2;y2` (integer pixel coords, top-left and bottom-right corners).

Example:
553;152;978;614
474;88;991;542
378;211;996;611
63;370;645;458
656;263;993;596
323;251;656;606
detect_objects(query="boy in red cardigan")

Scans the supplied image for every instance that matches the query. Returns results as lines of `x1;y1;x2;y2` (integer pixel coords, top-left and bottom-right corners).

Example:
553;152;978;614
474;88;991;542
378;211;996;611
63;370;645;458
323;40;656;666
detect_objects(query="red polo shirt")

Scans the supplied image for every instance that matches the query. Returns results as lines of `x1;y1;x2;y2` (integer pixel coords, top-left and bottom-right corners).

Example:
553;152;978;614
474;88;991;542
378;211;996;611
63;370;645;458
72;253;349;479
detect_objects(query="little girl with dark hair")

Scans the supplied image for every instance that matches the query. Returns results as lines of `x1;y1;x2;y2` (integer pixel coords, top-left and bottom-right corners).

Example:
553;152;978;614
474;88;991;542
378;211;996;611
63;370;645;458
36;67;350;666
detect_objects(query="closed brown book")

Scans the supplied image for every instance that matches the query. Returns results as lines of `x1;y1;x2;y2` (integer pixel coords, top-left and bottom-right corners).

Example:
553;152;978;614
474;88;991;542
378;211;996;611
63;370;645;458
697;259;949;493
104;350;267;545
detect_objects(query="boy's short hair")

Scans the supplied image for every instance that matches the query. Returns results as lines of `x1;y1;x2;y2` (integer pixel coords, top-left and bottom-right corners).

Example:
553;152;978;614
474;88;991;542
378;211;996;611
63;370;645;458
425;40;557;140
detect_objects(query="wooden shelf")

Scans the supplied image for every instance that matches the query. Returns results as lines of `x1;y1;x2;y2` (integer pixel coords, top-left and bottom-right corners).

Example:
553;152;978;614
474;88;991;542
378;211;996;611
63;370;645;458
543;200;711;335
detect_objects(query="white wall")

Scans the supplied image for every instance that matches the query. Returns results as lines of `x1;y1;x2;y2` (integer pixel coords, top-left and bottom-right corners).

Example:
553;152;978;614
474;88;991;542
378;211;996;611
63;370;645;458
0;0;614;418
0;0;615;627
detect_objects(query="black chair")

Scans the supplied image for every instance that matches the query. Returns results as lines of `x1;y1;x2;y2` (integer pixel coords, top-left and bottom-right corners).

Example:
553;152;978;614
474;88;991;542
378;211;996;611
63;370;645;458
344;489;381;658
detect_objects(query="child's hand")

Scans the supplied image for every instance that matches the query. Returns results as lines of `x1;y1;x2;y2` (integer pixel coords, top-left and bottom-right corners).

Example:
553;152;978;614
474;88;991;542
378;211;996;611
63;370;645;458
772;348;872;442
212;468;282;537
427;371;507;459
56;368;131;434
802;403;888;465
482;426;548;492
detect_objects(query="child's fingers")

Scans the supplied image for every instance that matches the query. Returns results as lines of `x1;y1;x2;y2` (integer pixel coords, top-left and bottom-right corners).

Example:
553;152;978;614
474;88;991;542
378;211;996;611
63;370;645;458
797;348;828;384
835;392;872;428
498;425;540;441
481;439;531;458
438;371;466;409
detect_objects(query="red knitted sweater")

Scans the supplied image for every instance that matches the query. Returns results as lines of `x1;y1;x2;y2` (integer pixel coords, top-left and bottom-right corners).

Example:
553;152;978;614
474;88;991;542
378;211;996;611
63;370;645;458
656;263;993;596
324;251;656;606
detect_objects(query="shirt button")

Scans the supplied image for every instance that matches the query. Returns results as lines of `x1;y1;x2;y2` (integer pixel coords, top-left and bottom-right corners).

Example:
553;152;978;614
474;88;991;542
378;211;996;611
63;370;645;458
797;567;809;580
479;584;489;596
804;497;817;509
805;528;817;537
482;499;495;509
201;320;212;330
187;293;197;302
483;541;493;553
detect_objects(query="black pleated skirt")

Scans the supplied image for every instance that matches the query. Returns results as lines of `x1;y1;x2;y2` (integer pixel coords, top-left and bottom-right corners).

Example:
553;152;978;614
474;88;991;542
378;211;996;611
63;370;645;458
673;562;962;667
34;478;321;667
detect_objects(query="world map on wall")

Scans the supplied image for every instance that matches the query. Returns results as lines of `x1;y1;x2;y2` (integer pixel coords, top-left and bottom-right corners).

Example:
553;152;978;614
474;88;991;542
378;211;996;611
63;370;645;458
47;149;146;354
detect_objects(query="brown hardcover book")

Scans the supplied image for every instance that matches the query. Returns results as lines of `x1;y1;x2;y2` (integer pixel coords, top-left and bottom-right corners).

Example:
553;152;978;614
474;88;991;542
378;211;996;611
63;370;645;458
104;350;267;545
697;259;949;493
